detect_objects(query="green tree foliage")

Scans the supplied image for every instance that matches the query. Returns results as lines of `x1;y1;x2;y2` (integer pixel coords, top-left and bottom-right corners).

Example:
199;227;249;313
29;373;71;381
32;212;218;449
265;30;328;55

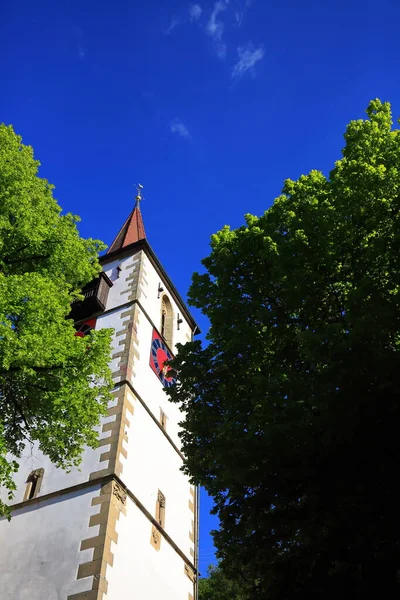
0;124;113;516
199;564;251;600
168;100;400;598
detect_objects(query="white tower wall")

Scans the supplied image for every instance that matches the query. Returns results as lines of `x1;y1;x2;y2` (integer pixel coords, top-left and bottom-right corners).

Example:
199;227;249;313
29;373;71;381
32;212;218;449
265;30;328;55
0;236;198;600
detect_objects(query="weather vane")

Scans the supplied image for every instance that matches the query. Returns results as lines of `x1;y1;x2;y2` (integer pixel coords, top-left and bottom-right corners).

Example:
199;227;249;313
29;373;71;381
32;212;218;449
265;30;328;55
135;183;144;205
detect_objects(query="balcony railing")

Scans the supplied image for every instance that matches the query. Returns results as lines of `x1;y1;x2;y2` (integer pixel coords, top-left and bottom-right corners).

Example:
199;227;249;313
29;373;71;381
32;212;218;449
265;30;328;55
70;272;113;322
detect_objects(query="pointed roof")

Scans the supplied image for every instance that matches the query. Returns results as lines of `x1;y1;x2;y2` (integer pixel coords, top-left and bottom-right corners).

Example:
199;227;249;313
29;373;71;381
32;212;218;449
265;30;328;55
107;201;146;254
102;189;200;334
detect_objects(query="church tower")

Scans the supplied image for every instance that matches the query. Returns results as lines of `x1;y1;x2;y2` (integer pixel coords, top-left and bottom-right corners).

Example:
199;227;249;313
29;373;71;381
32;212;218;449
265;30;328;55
0;192;199;600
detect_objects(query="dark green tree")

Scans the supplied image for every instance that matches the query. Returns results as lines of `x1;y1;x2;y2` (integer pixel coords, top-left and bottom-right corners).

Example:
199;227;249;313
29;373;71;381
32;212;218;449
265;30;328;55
199;564;251;600
168;100;400;598
0;124;113;516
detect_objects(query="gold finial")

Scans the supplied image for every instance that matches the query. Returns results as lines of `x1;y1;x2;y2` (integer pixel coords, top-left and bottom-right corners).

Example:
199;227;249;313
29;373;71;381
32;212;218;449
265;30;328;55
135;183;143;205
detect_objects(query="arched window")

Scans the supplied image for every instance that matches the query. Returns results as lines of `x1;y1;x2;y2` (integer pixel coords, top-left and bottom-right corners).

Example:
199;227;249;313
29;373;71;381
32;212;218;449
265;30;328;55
160;295;173;348
24;468;44;501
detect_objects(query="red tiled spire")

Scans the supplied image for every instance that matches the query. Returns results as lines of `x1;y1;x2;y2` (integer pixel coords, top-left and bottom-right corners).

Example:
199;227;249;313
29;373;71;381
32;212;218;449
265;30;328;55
107;190;146;254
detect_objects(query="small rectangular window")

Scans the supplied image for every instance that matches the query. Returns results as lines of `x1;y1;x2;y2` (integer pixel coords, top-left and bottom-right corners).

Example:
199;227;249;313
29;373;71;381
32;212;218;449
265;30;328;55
150;490;166;551
160;409;167;431
156;490;166;529
24;469;44;501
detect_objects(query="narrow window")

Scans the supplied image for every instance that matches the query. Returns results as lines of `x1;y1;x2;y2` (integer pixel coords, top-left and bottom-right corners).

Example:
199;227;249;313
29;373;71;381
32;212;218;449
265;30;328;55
24;468;44;501
160;295;173;347
160;409;167;431
156;490;166;528
161;305;166;339
150;490;166;551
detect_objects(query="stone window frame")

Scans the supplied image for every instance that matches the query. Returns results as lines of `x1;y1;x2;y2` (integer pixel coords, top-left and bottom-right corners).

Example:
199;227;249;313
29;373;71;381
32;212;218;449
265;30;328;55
156;490;166;529
23;468;44;501
160;294;173;348
160;408;168;431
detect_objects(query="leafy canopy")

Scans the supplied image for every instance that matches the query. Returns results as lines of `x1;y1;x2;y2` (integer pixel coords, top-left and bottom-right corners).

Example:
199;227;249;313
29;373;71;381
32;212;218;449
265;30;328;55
168;100;400;598
0;124;113;516
199;564;251;600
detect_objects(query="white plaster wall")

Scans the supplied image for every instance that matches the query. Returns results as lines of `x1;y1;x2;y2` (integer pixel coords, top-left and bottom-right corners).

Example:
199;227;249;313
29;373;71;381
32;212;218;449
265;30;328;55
0;375;121;504
101;249;194;352
0;245;195;510
100;249;194;354
96;303;130;382
129;304;186;449
0;482;102;599
0;242;197;595
0;260;138;506
106;496;194;600
99;247;195;451
0;437;106;505
139;252;193;353
102;251;141;312
119;394;194;559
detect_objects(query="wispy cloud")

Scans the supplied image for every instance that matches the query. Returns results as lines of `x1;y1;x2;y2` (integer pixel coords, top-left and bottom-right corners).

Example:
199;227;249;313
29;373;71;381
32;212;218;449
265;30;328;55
170;119;191;140
234;0;254;26
166;5;202;34
231;42;264;80
165;17;181;35
189;4;203;21
72;26;85;60
206;1;229;59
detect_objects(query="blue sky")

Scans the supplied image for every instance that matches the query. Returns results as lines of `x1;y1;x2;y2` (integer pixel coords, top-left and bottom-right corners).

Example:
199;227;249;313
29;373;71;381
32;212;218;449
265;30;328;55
2;0;400;575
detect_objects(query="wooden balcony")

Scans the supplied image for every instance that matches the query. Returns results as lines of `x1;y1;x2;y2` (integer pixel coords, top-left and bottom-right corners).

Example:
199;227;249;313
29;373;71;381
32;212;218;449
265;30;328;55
70;272;113;322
